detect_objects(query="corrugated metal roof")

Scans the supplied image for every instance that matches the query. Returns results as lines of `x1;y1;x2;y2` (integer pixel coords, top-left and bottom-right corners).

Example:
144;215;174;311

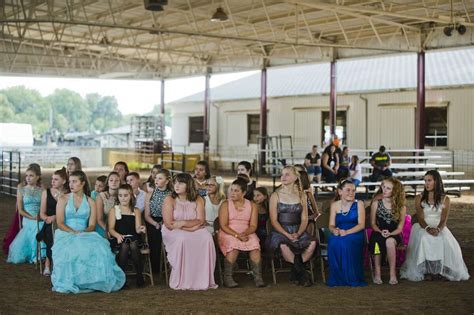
173;48;474;104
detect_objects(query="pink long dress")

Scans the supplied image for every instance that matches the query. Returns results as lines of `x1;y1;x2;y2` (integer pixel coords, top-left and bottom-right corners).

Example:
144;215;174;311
218;199;260;255
161;198;218;290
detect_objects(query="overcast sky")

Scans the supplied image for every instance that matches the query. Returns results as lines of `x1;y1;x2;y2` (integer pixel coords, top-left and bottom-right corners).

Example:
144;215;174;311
0;71;257;115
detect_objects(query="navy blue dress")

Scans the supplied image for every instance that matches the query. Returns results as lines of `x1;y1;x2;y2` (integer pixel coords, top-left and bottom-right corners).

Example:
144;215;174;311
327;201;367;287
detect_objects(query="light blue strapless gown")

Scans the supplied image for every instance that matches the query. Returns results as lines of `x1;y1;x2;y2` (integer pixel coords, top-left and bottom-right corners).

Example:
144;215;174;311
51;194;125;294
7;186;44;264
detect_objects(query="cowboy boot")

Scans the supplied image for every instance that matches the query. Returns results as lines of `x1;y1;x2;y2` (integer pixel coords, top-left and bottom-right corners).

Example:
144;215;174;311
294;254;312;287
223;259;238;288
250;260;265;288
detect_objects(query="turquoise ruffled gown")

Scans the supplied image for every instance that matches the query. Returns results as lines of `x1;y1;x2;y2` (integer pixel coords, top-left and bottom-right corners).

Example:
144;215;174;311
51;194;125;294
7;186;44;264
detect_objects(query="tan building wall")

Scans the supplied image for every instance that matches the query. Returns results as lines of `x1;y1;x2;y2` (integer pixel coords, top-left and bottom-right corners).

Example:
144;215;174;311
170;87;474;158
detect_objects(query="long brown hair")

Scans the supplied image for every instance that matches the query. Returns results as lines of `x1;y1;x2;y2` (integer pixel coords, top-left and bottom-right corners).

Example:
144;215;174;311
421;170;445;207
54;166;69;192
118;183;136;209
172;172;198;201
70;170;91;197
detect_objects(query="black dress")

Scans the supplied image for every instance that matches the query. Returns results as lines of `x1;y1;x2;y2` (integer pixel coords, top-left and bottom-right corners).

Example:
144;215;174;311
368;200;402;262
36;189;56;262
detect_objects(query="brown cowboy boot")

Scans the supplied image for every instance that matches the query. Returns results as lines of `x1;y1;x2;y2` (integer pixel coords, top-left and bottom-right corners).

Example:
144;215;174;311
223;259;238;288
250;260;266;288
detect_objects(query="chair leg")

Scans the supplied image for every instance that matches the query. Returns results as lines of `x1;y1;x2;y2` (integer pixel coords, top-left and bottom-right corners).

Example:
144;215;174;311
320;256;326;283
161;245;169;286
270;258;277;285
217;256;224;286
146;254;154;286
310;259;315;284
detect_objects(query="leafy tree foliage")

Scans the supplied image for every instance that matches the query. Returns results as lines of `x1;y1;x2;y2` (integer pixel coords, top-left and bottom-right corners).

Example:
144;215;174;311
0;86;124;136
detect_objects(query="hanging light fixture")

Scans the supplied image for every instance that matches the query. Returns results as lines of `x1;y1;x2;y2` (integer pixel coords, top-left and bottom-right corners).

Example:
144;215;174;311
144;0;167;11
63;46;73;57
211;7;228;22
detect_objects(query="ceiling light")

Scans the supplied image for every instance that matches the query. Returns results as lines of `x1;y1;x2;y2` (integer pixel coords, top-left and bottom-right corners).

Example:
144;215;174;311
443;25;453;36
144;0;166;11
63;46;73;57
211;7;228;22
457;24;466;35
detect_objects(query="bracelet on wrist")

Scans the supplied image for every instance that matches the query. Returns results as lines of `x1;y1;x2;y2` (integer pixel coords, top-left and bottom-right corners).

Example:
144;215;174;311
424;226;430;231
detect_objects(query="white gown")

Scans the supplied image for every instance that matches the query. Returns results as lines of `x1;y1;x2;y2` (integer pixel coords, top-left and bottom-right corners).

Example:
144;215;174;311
400;200;470;281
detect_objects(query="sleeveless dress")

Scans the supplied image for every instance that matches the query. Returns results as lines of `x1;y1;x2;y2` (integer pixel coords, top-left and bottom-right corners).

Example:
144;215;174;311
36;189;57;262
161;199;217;290
51;194;125;294
400;200;470;281
204;195;222;234
7;186;44;264
327;201;367;287
95;192;116;237
267;195;314;254
218;199;260;254
147;188;171;274
368;200;402;262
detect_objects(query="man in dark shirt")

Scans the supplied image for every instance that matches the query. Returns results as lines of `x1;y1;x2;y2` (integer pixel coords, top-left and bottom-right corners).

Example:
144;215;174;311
369;145;392;181
304;145;321;182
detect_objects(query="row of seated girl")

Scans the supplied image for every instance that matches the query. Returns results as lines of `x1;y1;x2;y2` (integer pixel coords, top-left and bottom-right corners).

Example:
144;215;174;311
5;158;469;293
328;171;470;287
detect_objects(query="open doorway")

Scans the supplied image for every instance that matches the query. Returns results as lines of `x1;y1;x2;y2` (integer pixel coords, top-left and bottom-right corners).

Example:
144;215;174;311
424;107;447;147
322;110;347;145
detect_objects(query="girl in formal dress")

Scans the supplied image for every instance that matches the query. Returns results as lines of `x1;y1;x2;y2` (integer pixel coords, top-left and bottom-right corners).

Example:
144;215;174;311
327;179;367;287
194;160;211;197
37;167;68;276
108;184;147;288
267;166;316;286
51;170;125;293
162;173;217;290
96;172;120;237
8;164;44;264
400;170;469;282
368;177;406;285
144;168;173;275
218;178;264;287
204;176;225;234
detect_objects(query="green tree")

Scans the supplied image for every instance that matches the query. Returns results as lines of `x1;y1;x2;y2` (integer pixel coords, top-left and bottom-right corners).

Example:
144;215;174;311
47;89;90;132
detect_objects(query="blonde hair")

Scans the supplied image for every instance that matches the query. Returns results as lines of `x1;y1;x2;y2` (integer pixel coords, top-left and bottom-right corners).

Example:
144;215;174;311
279;165;304;198
208;176;226;202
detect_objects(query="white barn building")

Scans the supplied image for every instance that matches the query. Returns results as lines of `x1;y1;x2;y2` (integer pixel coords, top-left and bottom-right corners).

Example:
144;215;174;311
169;48;474;170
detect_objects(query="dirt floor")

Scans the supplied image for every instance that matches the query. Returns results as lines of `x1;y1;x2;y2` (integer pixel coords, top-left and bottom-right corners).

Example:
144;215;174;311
1;171;473;314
